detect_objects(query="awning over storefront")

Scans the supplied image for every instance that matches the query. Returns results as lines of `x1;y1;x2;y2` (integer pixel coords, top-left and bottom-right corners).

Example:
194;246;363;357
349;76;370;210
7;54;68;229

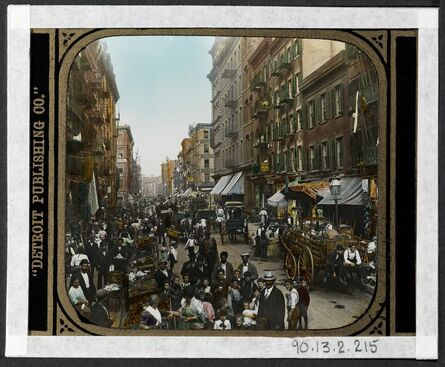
267;190;288;207
210;174;233;195
317;177;365;206
221;171;244;196
181;187;192;197
287;180;330;200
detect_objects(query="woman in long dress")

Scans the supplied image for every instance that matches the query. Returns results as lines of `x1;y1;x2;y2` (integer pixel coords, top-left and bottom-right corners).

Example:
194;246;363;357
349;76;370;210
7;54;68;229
168;287;205;330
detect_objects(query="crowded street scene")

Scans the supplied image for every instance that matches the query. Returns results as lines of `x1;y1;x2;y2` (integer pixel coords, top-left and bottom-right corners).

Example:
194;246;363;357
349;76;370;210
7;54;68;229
65;35;379;331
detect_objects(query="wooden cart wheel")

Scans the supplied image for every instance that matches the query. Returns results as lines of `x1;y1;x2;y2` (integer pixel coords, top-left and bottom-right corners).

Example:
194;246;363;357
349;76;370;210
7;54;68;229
297;246;315;285
284;251;297;280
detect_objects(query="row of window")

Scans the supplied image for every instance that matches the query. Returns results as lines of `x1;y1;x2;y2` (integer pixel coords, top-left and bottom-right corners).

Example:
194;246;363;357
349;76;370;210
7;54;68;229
250;82;345;141
258;137;344;173
306;84;344;128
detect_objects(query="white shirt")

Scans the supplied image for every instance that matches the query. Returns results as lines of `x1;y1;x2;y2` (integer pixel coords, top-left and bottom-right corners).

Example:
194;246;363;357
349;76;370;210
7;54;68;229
344;249;362;265
81;271;90;289
214;319;231;330
242;309;257;326
242;264;249;276
169;247;178;261
70;253;89;267
264;286;274;299
185;238;196;249
220;263;227;275
286;288;299;308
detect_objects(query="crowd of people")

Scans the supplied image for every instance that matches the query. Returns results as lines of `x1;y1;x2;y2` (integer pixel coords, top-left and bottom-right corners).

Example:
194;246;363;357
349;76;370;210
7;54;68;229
66;192;379;332
145;250;311;330
64;198;313;331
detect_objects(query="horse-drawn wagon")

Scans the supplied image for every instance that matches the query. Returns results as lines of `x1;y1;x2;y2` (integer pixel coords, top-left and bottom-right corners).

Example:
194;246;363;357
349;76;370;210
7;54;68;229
281;218;368;284
219;201;248;245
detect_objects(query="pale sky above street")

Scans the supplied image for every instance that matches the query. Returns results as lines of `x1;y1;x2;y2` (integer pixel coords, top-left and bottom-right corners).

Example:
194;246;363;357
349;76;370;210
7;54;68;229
105;36;214;177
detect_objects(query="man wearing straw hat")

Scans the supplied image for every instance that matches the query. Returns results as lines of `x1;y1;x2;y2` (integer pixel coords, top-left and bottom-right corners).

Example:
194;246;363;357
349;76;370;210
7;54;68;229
257;270;285;330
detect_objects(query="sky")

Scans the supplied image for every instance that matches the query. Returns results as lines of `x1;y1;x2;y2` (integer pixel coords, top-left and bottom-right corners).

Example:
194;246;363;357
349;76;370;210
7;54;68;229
105;36;214;177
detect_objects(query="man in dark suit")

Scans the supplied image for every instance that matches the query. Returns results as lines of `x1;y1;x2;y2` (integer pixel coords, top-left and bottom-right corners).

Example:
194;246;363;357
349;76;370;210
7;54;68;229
84;233;100;278
181;252;198;284
191;256;210;285
96;242;111;289
237;253;258;281
90;289;113;328
212;251;234;283
257;270;285;330
110;238;129;272
154;260;173;289
70;259;96;305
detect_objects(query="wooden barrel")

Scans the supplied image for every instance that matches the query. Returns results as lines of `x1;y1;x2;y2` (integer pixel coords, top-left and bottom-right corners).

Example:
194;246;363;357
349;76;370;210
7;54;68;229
107;271;124;286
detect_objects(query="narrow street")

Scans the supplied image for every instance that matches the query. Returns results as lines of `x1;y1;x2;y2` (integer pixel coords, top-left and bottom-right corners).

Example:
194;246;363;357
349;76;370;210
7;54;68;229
64;35;378;333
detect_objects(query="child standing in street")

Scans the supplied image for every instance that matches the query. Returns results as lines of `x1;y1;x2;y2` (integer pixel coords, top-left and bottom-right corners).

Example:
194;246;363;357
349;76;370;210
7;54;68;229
297;278;310;329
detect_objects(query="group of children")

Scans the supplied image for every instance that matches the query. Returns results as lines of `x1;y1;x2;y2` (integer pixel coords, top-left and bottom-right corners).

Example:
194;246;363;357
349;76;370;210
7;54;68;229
153;268;310;330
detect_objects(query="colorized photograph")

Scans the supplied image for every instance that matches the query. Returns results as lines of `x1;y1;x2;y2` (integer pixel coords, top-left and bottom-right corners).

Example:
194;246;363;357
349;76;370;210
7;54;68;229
64;35;379;332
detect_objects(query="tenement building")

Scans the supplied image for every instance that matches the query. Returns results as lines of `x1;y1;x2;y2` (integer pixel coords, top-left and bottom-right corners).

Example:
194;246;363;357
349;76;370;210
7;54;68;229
66;40;120;222
208;37;262;204
117;124;135;205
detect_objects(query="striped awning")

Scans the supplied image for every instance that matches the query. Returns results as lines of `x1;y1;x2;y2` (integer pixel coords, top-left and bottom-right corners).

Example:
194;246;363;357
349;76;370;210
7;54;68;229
288;180;330;200
210;174;233;195
267;190;288;207
221;171;243;196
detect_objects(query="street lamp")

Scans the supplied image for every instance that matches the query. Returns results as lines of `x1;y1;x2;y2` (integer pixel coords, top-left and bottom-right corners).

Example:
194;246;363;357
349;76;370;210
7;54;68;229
329;178;342;229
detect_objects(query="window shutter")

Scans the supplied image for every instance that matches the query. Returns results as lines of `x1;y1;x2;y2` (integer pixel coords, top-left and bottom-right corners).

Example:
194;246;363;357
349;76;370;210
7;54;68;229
326;89;332;119
330;140;336;170
302;104;307;129
338;84;344;114
339;137;344;167
331;89;336;116
292;75;297;97
326;142;330;170
307;102;311;128
295;148;299;171
316;97;321;124
311;99;315;125
316;145;322;170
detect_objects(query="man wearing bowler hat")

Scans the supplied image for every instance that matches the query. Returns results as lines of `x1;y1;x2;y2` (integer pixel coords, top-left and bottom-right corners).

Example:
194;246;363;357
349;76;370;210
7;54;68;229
237;253;258;281
257;270;285;330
